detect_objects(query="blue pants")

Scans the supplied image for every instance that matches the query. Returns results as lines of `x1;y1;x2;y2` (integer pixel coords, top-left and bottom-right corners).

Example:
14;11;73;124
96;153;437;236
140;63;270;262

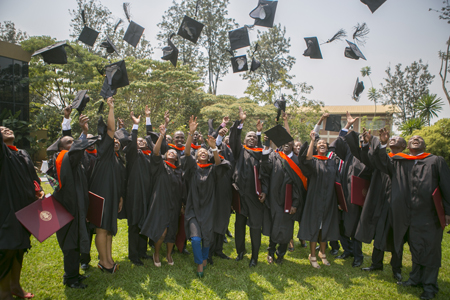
191;236;210;265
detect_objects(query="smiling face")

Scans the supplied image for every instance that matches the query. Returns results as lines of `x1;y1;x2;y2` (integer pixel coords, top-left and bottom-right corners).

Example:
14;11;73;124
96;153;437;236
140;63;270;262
0;126;15;143
196;148;209;163
114;138;121;152
137;137;147;150
244;131;257;147
166;149;178;163
316;139;328;155
293;141;302;155
174;131;185;147
59;136;74;151
389;136;406;154
86;134;95;151
408;135;426;153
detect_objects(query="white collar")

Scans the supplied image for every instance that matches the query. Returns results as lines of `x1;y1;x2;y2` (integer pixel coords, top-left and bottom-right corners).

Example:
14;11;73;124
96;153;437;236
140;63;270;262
287;152;293;158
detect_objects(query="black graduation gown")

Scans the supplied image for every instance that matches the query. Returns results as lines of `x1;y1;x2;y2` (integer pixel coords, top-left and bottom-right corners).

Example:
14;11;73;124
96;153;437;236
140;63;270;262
297;150;341;242
374;146;450;267
89;134;122;235
124;129;152;228
355;136;392;250
53;137;98;253
229;120;270;234
183;156;230;247
333;133;371;238
0;135;39;250
140;155;183;243
260;150;305;244
82;151;97;182
116;152;127;220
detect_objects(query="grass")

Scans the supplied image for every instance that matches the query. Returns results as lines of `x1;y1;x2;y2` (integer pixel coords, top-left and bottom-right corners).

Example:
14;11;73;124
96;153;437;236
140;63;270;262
19;182;450;299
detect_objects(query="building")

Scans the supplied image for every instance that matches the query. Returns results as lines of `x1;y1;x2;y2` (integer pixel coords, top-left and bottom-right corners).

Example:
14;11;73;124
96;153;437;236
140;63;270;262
0;40;31;122
317;105;397;143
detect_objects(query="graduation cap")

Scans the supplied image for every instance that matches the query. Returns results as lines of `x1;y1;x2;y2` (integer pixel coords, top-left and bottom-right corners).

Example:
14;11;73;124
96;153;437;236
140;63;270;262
97;101;105;114
207;119;215;136
105;60;129;90
231;55;248;73
344;40;366;60
32;41;68;64
114;128;131;145
98;116;107;138
100;36;118;54
78;10;99;47
361;0;387;13
249;0;278;28
161;33;178;67
352;78;365;101
303;37;323;59
325;115;342;132
229;27;250;50
250;43;261;72
72;90;90;114
123;3;145;47
177;15;204;44
100;77;117;99
274;95;286;122
264;124;293;147
47;137;61;152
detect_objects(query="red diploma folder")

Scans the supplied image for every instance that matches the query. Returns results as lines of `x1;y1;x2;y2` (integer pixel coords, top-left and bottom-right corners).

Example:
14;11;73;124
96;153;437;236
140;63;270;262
254;166;262;196
232;184;241;214
432;187;446;230
335;182;348;212
175;214;186;253
351;175;370;207
284;184;293;213
87;191;105;228
15;194;74;243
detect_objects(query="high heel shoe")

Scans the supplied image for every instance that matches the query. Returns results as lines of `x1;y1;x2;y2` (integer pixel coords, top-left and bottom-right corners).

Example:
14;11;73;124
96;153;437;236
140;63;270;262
196;271;204;278
97;262;118;274
153;254;161;267
319;251;331;266
308;254;321;269
167;256;174;266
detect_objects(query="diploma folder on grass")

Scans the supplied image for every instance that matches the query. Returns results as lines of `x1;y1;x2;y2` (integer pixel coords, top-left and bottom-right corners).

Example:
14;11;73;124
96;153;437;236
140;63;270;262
284;184;293;213
432;187;446;230
351;175;370;207
87;191;105;228
254;166;262;196
334;182;348;212
15;195;74;243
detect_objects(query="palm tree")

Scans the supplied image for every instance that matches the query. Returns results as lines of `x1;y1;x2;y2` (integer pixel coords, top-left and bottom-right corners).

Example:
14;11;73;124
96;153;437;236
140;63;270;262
416;93;444;126
361;66;379;116
399;118;424;136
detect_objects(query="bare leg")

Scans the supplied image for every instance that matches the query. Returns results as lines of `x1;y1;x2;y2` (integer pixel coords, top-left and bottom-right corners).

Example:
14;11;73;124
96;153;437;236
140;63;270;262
202;259;207;268
9;251;27;297
96;228;113;269
319;242;327;254
106;232;114;265
154;229;167;264
0;270;13;300
166;243;174;264
197;263;203;272
310;241;317;258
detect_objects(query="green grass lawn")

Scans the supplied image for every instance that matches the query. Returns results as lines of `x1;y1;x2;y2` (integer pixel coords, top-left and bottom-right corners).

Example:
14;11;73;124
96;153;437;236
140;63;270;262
20;182;450;299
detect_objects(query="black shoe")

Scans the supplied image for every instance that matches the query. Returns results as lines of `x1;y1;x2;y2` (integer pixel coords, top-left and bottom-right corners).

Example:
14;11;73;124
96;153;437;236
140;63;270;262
67;281;87;289
361;266;383;271
330;249;339;256
207;257;214;265
216;252;231;260
249;258;257;267
336;253;354;259
352;259;363;267
235;252;245;261
393;272;402;282
78;274;90;282
397;280;418;287
131;259;144;266
275;256;284;265
224;237;228;243
181;248;190;255
226;229;233;238
420;291;436;300
141;254;152;260
80;263;90;271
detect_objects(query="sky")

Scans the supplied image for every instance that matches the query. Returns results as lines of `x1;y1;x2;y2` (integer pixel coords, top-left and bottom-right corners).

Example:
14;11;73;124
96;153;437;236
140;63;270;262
1;0;449;125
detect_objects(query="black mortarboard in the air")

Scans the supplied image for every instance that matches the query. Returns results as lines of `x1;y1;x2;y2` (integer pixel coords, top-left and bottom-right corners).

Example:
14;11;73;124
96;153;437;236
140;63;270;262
249;0;278;28
250;43;261;72
123;3;145;47
229;27;250;50
100;78;117;99
100;36;118;54
361;0;387;13
98;116;107;138
105;60;129;90
161;33;178;67
303;37;323;59
207;119;215;136
352;78;365;101
325;115;342;132
72;90;90;113
78;10;99;46
274;95;286;122
264;124;293;147
231;55;248;73
177;15;204;44
32;41;68;64
345;40;366;60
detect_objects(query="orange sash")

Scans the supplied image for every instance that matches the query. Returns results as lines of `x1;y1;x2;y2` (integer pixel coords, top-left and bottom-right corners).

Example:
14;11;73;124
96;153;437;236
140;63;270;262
168;143;185;151
165;161;177;169
7;145;18;151
56;150;68;188
86;149;97;155
391;152;430;160
142;150;151;156
243;145;263;152
313;155;328;160
197;163;213;168
191;143;201;150
279;151;308;190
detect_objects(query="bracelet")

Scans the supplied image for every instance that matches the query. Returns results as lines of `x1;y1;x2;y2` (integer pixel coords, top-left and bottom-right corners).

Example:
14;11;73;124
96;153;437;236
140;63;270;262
211;148;218;152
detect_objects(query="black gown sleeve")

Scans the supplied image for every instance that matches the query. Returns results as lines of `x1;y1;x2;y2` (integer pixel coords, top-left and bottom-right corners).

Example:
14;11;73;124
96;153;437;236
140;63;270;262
146;124;153;135
259;150;273;196
229;120;242;159
437;157;450;215
126;129;138;169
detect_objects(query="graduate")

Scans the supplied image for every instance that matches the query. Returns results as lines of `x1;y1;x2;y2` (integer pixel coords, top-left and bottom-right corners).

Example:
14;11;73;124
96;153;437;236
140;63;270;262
140;124;183;267
297;130;341;269
183;116;230;278
89;97;124;273
0;126;43;299
356;129;405;282
372;129;450;300
229;107;268;267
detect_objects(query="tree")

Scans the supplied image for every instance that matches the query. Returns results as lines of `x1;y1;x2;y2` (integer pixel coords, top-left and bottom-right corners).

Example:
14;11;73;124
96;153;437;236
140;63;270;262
0;21;28;44
361;66;381;116
429;0;450;24
399;118;424;137
415;93;444;126
380;60;434;126
438;37;450;105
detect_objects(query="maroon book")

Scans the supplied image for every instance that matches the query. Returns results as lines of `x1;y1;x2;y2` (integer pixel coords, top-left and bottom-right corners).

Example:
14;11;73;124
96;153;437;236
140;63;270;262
232;184;241;214
254;166;262;196
432;187;446;230
15;195;74;243
351;176;370;207
175;214;186;253
87;191;105;228
284;184;293;213
335;182;348;212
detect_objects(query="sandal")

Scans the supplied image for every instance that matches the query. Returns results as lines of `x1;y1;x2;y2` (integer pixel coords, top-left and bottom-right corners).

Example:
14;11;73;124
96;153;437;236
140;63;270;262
153;254;161;267
308;254;321;269
97;262;118;274
11;292;34;299
319;251;331;266
167;256;174;266
267;255;274;264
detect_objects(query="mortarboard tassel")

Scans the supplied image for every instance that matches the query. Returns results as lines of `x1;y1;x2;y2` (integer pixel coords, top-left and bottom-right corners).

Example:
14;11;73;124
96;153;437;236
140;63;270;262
123;2;131;22
352;23;370;46
81;9;87;26
322;29;347;45
114;19;123;33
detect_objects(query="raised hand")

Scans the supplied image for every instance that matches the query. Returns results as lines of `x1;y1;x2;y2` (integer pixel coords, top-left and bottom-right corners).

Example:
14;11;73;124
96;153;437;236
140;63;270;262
379;128;390;145
345;111;359;129
282;111;288;121
145;105;151;117
256;119;263;132
222;116;230;125
107;97;114;108
118;118;124;129
206;135;216;148
159;124;165;135
239;106;247;123
63;105;72;119
189;115;198;133
218;127;228;137
164;110;170;125
79;114;89;133
310;130;316;142
362;127;372;144
130;111;141;125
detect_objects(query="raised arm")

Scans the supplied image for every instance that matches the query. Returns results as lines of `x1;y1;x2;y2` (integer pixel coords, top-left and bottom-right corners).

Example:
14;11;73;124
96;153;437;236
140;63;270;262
106;97;115;139
153;124;166;156
185;115;197;157
371;128;394;176
229;107;246;157
256;119;263;148
207;135;220;165
79;114;89;140
282;111;291;135
314;113;329;135
306;130;315;160
145;105;153;134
